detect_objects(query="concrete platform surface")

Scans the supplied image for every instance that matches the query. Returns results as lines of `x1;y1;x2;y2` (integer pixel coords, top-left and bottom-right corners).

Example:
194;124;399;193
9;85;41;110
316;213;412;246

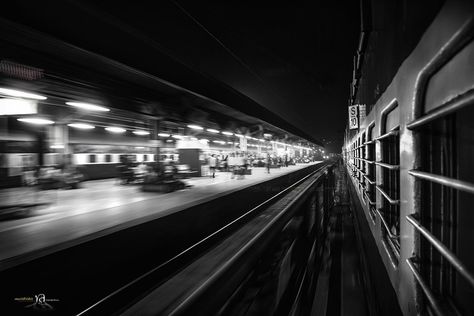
0;163;320;268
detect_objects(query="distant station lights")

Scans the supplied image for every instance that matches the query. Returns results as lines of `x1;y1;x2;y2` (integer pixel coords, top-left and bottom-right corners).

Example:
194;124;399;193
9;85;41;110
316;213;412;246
67;123;95;129
132;130;150;136
66;102;110;112
105;126;126;133
17;117;54;125
206;128;220;134
0;87;47;100
222;131;233;136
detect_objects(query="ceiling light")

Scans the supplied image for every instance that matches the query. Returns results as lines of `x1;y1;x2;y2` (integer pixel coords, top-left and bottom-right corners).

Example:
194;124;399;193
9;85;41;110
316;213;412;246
105;126;126;133
68;123;95;129
263;133;272;137
234;134;244;137
50;144;64;149
158;133;170;137
0;98;37;115
187;124;203;130
18;117;54;125
66;102;109;112
172;135;183;139
0;87;47;100
258;139;265;142
133;130;150;136
207;128;220;134
222;131;233;136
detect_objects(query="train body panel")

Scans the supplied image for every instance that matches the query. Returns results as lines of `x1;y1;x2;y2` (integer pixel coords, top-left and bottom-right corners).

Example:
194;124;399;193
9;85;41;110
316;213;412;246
344;1;474;314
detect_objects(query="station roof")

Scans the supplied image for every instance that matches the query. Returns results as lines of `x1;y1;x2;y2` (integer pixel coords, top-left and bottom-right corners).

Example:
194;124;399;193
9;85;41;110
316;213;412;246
0;3;324;147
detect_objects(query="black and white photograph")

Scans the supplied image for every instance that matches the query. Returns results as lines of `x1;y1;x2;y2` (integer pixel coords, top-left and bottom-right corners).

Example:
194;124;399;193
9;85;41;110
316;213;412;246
0;0;473;315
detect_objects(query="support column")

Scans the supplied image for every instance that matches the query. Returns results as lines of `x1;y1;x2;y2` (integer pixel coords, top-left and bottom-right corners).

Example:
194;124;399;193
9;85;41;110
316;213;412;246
150;119;161;168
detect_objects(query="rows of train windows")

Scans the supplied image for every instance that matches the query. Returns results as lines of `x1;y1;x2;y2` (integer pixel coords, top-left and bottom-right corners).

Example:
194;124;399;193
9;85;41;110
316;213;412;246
347;105;474;314
85;154;155;164
348;119;400;263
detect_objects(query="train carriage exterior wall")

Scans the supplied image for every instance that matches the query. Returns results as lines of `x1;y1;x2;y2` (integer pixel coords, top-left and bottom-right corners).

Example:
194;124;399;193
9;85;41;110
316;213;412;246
344;1;474;315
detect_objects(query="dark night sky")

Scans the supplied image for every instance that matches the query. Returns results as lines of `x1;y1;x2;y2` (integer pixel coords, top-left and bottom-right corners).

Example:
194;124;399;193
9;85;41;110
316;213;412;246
168;1;361;152
85;1;361;152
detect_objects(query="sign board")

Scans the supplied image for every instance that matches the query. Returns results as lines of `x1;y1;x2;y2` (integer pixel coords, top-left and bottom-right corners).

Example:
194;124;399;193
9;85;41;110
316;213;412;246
358;104;366;124
348;105;358;130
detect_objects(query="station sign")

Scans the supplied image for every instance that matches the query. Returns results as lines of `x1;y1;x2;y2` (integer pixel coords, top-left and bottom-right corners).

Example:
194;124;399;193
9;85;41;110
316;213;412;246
358;104;366;124
348;105;358;130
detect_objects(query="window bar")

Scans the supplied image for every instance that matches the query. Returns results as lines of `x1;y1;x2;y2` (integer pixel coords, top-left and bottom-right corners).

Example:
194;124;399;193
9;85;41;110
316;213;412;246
406;215;474;288
359;158;374;164
406;257;444;316
375;130;399;141
409;170;474;195
376;208;400;239
376;185;400;205
364;191;376;205
375;161;400;170
363;174;376;185
407;89;474;130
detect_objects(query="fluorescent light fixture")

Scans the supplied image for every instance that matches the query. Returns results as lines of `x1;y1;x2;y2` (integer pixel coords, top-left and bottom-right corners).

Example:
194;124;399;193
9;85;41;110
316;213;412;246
212;140;225;144
105;126;126;133
166;139;173;143
18;117;54;125
50;144;64;149
222;131;233;136
68;123;95;129
133;130;150;136
263;133;272;137
158;133;170;137
234;134;244;137
227;141;233;144
135;146;145;149
172;135;183;139
187;124;203;130
207;128;220;134
0;98;38;115
66;102;109;112
0;87;47;100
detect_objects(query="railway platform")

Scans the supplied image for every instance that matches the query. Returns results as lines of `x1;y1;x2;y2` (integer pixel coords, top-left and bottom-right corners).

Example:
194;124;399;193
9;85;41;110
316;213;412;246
0;163;319;269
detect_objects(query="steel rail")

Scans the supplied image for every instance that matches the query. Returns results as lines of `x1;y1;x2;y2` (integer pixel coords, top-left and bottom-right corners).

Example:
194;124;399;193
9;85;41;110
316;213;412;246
76;163;329;315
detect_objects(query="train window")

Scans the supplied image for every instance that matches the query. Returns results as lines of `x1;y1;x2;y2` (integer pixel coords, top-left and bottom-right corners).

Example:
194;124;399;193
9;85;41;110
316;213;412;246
105;154;112;163
411;102;474;314
376;104;400;263
89;154;96;163
364;124;376;221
